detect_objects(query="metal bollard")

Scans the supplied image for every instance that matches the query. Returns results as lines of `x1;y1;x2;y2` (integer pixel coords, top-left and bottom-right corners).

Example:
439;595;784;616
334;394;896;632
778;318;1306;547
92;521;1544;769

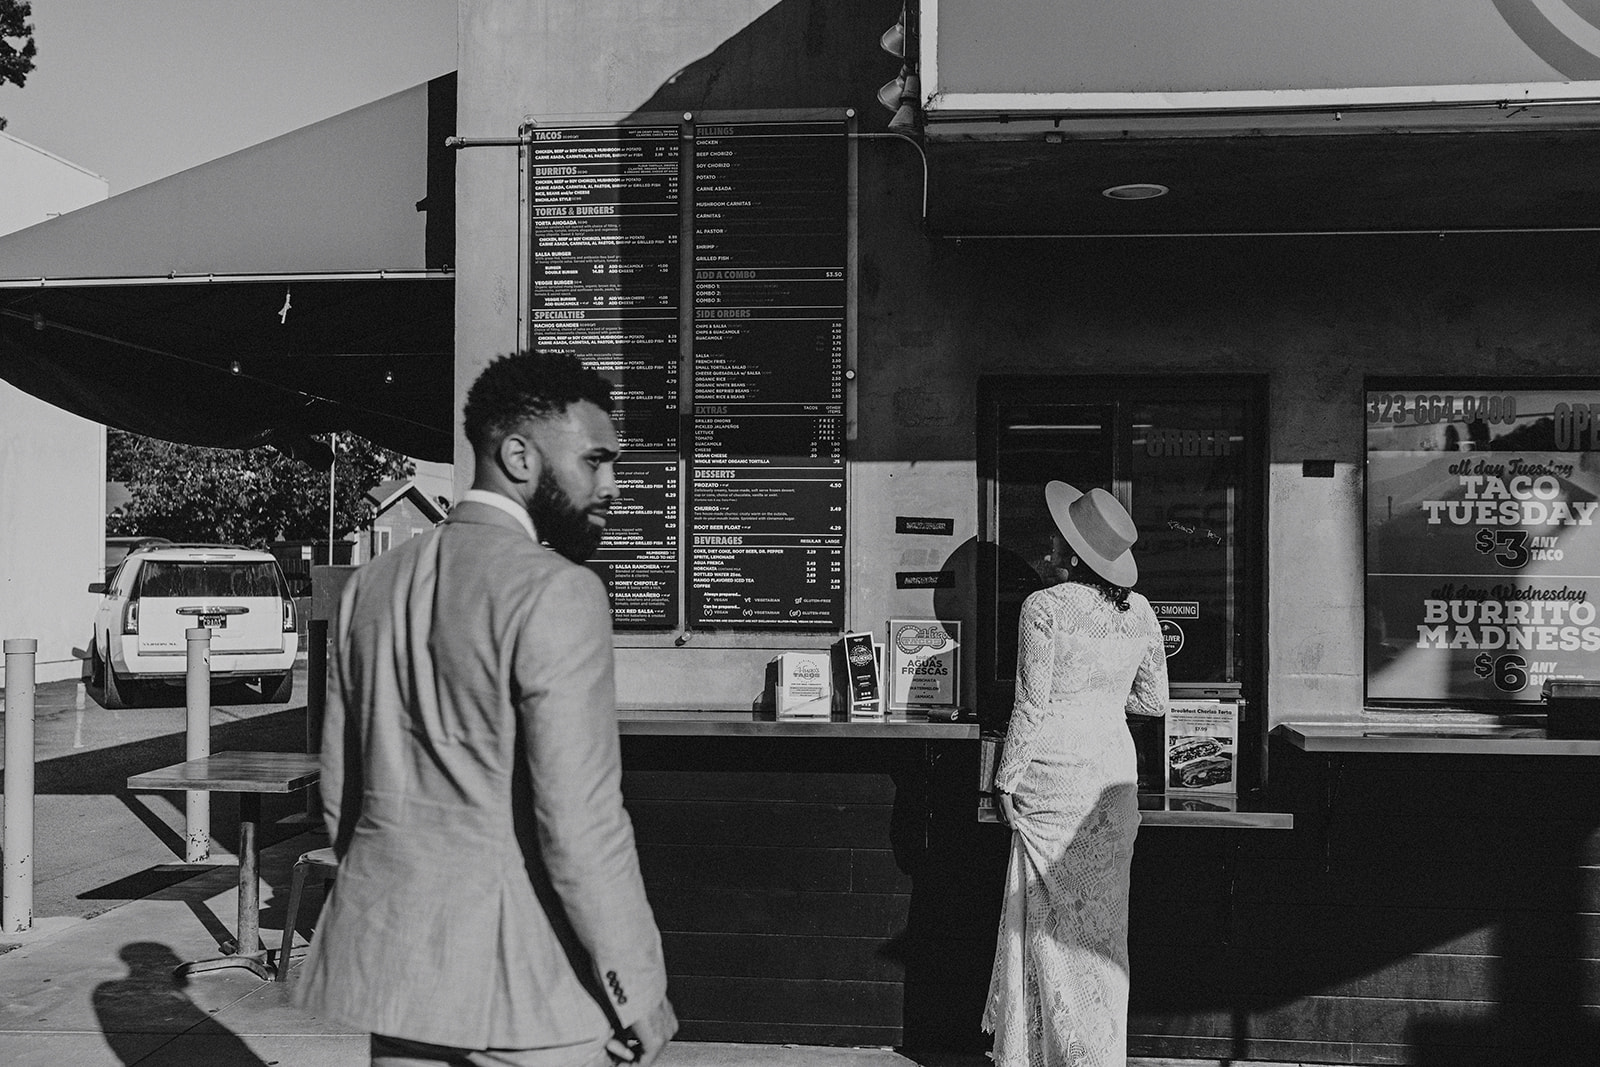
185;627;211;862
3;638;37;934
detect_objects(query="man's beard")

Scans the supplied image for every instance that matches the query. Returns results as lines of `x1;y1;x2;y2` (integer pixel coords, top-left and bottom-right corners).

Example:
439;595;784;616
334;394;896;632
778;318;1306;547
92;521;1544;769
531;468;603;563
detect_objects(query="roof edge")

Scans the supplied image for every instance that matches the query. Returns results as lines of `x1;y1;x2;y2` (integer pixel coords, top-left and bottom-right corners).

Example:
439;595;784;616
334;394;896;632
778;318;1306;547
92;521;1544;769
0;269;454;288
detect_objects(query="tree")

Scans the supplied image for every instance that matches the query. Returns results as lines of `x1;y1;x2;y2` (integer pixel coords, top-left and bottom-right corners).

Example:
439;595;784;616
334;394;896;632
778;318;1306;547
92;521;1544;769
0;1;37;132
107;430;413;550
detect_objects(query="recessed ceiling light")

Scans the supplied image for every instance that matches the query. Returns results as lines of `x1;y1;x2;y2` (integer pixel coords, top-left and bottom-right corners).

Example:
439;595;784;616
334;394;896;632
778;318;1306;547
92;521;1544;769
1102;183;1168;200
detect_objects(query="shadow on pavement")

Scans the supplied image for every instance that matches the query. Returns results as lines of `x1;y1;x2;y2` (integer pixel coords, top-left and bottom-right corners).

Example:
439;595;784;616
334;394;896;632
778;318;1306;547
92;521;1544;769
92;941;269;1066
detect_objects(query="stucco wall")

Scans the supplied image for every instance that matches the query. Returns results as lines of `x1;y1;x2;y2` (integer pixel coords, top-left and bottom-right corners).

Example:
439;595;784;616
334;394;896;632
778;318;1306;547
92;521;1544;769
458;0;1600;725
456;0;790;480
0;134;107;238
0;137;109;686
0;383;104;684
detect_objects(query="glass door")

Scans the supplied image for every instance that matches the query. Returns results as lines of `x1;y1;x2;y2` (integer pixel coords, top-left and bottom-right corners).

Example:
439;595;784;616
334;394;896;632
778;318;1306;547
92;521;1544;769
978;376;1265;752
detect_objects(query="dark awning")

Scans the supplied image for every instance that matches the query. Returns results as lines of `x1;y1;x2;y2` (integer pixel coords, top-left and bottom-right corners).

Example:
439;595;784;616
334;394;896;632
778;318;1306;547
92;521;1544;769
921;114;1600;237
0;74;457;461
918;0;1600;236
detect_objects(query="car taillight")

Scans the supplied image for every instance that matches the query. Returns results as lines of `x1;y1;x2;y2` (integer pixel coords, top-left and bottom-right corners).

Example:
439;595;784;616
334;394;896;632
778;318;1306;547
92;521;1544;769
121;598;140;635
282;597;296;633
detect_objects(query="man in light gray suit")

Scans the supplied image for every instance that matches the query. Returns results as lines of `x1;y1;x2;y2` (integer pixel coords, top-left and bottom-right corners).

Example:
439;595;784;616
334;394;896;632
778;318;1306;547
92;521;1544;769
297;350;677;1067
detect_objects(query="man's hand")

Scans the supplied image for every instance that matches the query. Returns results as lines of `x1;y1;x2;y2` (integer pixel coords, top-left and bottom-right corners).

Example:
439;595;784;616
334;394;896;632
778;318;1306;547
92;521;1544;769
606;997;678;1066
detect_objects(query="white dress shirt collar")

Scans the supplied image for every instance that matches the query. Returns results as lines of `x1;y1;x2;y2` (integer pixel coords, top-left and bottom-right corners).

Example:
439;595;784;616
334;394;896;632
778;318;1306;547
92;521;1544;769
460;489;539;544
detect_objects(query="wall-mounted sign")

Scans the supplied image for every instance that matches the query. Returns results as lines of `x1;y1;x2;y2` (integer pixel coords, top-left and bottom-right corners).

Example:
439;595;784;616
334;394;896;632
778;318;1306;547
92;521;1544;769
528;125;681;452
1151;601;1195;657
896;571;955;589
526;115;852;631
1366;386;1600;703
1159;620;1185;658
528;124;682;628
686;120;849;632
896;516;955;535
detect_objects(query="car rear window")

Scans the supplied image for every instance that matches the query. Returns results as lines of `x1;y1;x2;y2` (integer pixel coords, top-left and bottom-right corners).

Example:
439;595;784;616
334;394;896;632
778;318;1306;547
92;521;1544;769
136;561;284;598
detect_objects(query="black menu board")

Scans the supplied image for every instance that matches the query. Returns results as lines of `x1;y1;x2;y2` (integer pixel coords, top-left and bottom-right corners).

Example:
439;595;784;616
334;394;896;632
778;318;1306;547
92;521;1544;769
688;121;848;630
528;125;681;627
524;116;850;632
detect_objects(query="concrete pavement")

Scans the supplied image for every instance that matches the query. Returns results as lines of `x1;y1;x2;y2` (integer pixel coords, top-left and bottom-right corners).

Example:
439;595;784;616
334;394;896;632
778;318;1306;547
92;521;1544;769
0;828;970;1067
0;674;982;1065
0;669;318;922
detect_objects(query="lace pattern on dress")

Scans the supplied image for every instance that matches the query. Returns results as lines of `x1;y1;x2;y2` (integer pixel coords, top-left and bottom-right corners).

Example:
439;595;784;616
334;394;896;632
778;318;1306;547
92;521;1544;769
983;584;1169;1067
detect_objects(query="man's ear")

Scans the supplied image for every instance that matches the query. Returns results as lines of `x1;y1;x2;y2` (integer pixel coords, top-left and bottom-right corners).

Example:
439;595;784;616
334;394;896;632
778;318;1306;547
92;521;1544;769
496;429;540;486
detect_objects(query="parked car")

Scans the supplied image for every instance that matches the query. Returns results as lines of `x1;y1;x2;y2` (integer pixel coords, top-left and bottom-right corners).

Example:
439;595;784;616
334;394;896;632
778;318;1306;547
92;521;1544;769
88;543;299;708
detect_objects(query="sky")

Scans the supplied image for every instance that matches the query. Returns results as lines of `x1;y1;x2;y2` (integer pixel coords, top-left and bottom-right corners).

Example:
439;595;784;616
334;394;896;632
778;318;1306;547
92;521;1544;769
0;0;457;195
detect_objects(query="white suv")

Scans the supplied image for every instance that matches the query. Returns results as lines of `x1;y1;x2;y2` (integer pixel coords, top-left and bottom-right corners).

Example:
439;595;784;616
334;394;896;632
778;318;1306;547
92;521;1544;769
89;544;299;708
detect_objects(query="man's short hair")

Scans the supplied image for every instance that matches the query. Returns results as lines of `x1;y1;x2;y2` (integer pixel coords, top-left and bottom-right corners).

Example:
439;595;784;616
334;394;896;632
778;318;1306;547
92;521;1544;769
462;350;614;455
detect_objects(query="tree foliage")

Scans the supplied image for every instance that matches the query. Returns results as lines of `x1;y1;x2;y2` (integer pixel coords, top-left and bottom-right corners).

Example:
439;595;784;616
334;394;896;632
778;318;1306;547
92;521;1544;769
0;1;37;132
107;430;413;549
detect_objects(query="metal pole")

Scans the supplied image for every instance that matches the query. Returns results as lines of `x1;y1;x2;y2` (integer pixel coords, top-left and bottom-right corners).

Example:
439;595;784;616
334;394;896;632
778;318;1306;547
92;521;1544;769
3;638;37;934
327;434;337;565
185;627;211;862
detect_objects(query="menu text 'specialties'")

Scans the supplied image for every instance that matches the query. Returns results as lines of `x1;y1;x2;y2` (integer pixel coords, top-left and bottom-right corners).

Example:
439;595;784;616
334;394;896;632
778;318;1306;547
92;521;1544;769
529;125;681;627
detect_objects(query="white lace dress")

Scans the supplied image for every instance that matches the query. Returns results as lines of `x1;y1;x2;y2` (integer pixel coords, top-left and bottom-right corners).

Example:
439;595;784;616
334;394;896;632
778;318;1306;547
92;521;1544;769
983;583;1169;1067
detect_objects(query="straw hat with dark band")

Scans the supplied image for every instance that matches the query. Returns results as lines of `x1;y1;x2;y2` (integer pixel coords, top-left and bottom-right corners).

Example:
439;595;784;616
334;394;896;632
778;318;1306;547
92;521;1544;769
1044;481;1139;588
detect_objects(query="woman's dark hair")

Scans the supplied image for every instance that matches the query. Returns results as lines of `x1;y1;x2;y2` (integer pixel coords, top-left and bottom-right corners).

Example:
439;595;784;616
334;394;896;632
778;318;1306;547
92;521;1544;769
1068;567;1132;612
462;349;614;455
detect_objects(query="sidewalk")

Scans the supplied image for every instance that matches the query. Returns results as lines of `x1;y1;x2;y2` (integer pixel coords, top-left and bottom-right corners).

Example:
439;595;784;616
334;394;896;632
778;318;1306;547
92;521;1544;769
0;830;957;1067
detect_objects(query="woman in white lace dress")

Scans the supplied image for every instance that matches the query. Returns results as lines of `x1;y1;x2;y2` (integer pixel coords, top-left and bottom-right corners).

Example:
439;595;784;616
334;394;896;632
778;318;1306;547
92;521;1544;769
983;482;1168;1067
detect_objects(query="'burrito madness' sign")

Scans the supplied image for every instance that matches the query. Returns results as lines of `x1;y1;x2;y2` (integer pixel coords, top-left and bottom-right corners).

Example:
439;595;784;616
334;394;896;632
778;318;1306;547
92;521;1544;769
1366;388;1600;702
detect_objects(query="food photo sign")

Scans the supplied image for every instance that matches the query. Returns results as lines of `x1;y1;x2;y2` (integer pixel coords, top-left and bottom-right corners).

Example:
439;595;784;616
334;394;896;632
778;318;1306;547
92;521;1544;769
1165;699;1237;793
1366;386;1600;702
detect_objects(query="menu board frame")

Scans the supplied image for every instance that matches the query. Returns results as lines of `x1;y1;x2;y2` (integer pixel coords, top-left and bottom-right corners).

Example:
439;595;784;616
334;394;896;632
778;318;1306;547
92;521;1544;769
516;109;858;645
1365;376;1600;705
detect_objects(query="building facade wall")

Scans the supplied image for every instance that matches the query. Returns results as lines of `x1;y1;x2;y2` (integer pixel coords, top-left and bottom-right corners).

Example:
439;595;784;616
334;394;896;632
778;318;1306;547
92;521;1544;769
459;1;1600;1060
0;135;109;685
0;134;107;237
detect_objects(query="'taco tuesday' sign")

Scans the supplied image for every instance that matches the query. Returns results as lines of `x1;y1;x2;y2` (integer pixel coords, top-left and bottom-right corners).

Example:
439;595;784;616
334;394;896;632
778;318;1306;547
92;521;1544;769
1366;387;1600;703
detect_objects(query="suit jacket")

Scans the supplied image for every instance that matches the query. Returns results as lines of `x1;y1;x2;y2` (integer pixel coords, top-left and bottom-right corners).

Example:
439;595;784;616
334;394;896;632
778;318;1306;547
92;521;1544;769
295;501;668;1049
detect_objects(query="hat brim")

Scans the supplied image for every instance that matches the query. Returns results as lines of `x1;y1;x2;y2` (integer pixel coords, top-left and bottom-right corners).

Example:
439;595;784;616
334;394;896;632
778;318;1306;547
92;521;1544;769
1044;480;1139;587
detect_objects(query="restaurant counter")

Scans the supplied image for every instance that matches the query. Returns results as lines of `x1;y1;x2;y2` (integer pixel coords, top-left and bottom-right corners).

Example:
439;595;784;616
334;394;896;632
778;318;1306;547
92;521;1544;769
1275;720;1600;756
618;709;1292;829
617;707;978;739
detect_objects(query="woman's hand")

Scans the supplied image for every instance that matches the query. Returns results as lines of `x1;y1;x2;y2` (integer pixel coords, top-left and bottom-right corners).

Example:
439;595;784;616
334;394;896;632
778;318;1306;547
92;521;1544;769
995;789;1018;827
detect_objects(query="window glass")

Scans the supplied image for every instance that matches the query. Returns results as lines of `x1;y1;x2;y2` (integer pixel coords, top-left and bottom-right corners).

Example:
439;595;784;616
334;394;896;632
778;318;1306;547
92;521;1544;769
1127;399;1245;684
982;378;1260;697
137;562;282;599
990;403;1113;678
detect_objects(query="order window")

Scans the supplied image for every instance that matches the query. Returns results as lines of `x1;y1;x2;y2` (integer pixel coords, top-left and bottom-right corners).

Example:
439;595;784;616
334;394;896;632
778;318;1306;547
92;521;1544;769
978;376;1265;711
